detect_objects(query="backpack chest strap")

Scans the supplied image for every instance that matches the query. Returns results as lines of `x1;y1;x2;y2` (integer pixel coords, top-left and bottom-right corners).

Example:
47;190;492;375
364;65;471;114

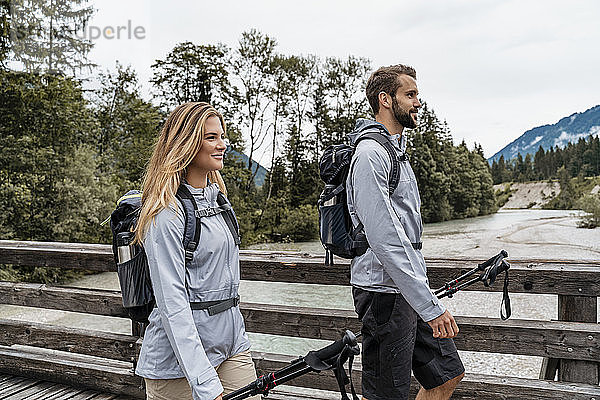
194;204;232;218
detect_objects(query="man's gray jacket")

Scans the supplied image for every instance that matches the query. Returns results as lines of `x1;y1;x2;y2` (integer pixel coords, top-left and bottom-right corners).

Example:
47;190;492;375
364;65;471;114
135;183;251;400
346;118;445;322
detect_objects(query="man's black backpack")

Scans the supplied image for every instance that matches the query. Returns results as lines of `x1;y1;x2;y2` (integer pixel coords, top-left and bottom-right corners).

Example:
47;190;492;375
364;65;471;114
109;184;241;324
317;132;406;265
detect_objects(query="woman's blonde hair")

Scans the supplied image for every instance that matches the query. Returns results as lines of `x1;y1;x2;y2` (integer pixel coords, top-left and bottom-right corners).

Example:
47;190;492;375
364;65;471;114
134;102;227;244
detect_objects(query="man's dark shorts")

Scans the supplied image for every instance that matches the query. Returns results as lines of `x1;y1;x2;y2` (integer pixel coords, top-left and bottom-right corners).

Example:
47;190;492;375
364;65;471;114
353;287;464;400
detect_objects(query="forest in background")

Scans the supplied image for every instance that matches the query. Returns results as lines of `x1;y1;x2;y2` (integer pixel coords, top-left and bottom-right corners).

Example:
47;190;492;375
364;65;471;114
490;137;600;225
490;136;600;184
0;1;497;282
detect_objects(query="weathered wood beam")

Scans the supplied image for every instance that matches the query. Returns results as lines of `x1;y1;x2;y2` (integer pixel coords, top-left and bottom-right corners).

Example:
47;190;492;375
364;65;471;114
1;284;598;361
239;254;600;296
0;345;143;398
1;240;599;296
253;351;600;400
240;303;600;362
0;240;116;272
0;282;127;317
0;318;137;362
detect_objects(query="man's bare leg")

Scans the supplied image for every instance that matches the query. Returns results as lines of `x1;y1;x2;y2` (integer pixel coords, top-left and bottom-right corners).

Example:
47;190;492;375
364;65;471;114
415;372;464;400
361;372;463;400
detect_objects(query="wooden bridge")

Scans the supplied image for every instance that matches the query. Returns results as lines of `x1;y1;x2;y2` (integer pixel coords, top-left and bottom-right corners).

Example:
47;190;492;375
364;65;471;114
0;240;599;399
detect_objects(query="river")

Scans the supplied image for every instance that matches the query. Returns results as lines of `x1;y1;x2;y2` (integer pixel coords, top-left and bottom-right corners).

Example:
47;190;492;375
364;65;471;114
1;209;598;380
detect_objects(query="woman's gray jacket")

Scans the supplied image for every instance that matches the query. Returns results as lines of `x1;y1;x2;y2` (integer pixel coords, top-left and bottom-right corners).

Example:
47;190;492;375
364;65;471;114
135;183;250;400
346;119;445;322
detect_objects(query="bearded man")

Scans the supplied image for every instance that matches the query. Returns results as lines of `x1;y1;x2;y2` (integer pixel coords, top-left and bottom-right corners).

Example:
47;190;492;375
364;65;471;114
347;64;465;400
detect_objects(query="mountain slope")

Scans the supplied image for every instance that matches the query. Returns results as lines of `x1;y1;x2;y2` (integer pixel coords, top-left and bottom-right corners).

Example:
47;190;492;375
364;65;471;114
488;105;600;162
226;150;268;187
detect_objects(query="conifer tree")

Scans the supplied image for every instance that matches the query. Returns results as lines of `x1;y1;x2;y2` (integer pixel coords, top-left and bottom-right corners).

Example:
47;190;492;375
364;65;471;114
150;42;230;110
471;144;496;215
9;0;94;74
533;146;545;179
409;102;451;222
448;141;480;218
0;0;10;67
524;153;534;181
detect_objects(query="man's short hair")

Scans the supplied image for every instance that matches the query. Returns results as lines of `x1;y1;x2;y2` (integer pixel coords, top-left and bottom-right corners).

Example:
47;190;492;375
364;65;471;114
366;64;417;114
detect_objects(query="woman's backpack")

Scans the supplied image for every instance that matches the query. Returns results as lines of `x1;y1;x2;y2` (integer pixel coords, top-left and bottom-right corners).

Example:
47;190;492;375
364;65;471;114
108;184;241;324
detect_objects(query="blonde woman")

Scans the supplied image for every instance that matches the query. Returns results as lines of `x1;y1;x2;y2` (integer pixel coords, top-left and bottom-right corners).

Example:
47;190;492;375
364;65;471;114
134;102;259;400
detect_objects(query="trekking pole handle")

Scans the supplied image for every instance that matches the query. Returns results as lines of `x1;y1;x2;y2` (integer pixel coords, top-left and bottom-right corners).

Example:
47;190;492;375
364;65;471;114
434;250;509;297
312;330;358;362
496;259;510;274
437;250;507;293
478;250;508;271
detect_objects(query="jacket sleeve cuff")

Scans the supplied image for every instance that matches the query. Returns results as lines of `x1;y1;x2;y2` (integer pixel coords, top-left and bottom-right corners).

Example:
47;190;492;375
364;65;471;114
415;297;446;322
191;370;223;400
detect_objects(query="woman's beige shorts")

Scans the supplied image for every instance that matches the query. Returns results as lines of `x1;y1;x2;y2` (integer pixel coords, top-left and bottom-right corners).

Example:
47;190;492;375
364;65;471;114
144;350;259;400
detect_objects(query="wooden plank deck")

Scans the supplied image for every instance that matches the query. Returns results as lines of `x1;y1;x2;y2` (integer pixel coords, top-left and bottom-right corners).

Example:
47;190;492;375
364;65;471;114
0;373;131;399
0;373;338;400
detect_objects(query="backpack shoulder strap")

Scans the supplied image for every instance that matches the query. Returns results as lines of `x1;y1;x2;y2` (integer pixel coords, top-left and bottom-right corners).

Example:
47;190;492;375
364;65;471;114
175;184;201;263
217;192;242;246
355;132;403;194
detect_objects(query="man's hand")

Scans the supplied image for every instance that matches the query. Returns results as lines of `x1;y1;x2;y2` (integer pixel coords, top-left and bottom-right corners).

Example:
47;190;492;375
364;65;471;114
427;310;459;338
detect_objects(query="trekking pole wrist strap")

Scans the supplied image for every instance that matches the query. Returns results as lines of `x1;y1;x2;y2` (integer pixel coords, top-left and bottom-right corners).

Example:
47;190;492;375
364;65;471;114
500;271;511;320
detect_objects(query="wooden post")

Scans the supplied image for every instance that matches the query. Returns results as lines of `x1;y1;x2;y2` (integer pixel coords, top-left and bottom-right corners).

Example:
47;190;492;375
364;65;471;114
557;295;598;384
539;357;559;380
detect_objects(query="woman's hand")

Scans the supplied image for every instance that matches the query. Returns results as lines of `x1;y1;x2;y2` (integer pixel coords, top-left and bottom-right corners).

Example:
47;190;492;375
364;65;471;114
214;393;223;400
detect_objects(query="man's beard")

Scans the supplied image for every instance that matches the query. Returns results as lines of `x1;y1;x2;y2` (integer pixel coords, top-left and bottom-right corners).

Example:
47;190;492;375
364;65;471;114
392;96;417;129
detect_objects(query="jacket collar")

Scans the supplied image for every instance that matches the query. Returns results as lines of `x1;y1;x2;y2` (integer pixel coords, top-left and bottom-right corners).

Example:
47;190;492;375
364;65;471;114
349;118;407;153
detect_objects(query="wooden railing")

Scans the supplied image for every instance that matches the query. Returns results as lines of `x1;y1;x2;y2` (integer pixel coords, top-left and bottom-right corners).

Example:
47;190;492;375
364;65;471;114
0;240;599;399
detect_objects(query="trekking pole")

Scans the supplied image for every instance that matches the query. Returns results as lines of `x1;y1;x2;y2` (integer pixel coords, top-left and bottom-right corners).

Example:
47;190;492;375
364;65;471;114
434;250;508;298
434;250;512;319
223;330;361;400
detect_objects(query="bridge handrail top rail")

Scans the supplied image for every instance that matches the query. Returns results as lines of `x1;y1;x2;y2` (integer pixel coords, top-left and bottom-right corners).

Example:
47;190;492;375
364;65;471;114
1;239;599;267
1;285;599;334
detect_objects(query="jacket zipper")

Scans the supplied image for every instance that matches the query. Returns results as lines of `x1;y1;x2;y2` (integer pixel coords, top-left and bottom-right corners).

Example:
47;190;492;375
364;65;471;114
216;211;237;356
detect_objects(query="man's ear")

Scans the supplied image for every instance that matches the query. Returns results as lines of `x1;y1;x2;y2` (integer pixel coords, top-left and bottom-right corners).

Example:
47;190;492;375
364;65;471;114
378;92;392;111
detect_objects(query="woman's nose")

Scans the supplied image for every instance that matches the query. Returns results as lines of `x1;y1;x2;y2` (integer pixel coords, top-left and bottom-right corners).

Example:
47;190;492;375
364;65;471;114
216;137;228;150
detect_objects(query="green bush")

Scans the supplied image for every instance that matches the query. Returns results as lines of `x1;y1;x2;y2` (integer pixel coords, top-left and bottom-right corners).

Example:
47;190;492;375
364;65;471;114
494;183;513;208
576;194;600;228
543;167;577;209
0;264;84;283
280;204;319;242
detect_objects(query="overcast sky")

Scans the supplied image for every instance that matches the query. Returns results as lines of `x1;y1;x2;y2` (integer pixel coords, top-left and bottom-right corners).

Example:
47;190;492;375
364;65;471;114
86;0;600;160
